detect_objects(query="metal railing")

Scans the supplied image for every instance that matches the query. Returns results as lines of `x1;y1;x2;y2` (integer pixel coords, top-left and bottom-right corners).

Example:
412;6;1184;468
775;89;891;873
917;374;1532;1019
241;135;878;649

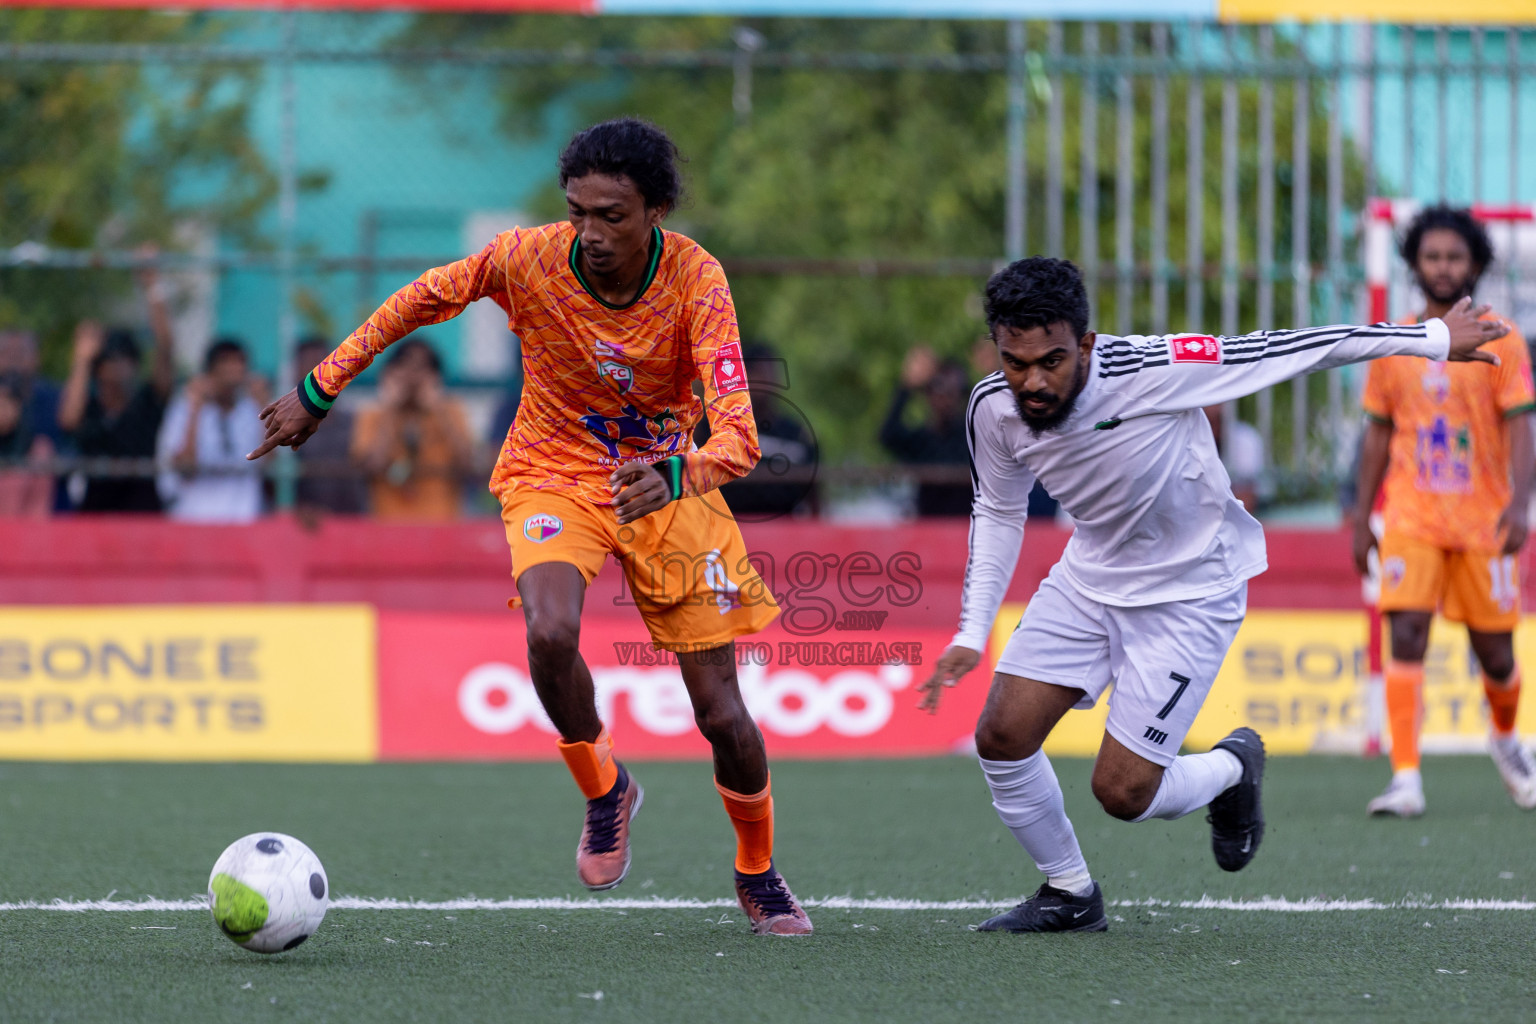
3;17;1532;506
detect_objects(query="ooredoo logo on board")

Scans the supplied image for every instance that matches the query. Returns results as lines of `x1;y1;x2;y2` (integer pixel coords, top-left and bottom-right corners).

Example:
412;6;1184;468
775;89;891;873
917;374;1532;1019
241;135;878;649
375;610;981;760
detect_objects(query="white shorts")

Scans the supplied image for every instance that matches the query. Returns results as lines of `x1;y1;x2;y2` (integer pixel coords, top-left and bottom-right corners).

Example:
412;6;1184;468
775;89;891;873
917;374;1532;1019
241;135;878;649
994;569;1248;767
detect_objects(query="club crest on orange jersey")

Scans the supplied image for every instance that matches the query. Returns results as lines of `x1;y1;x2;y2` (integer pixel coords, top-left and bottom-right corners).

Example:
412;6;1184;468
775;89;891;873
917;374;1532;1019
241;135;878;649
1169;335;1222;364
524;514;564;543
1420;362;1450;403
599;360;633;393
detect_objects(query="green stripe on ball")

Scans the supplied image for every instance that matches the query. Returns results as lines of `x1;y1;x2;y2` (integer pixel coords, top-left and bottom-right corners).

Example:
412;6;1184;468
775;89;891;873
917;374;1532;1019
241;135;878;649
210;873;270;943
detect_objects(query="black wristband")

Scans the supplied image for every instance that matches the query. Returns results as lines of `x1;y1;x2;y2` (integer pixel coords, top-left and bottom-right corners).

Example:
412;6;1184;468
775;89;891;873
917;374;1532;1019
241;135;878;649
656;456;684;502
296;371;336;420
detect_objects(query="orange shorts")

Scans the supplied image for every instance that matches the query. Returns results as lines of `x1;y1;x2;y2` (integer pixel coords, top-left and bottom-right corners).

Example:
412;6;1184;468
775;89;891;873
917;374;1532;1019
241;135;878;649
500;485;779;651
1377;532;1521;632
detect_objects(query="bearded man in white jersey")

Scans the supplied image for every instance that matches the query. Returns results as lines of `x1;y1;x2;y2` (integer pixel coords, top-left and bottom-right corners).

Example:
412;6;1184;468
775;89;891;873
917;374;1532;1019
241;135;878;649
917;256;1507;933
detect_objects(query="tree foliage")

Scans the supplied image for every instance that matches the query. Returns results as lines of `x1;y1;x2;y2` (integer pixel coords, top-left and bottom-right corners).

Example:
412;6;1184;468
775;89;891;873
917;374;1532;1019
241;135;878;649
0;10;275;374
402;16;1364;469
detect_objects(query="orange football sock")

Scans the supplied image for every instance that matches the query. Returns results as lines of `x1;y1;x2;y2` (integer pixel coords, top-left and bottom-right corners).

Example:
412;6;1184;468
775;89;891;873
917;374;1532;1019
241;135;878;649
557;728;619;800
1386;660;1425;773
716;777;774;875
1484;667;1522;738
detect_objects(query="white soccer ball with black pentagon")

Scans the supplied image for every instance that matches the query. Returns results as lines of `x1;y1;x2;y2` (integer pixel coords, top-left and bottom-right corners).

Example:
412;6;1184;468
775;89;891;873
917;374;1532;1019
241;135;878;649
207;832;328;953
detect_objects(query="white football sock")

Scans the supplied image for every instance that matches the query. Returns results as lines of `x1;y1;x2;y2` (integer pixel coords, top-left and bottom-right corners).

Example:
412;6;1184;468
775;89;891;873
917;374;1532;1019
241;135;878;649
1133;749;1243;822
979;752;1091;894
1492;733;1523;756
1391;766;1423;788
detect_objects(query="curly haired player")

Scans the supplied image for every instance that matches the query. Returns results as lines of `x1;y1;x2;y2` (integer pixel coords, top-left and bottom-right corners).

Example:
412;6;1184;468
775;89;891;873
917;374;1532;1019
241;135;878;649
249;118;811;936
1354;205;1536;817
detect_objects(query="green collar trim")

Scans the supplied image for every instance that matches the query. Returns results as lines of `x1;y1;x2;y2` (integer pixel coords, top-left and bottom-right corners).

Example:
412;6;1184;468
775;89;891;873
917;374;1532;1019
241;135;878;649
570;227;663;311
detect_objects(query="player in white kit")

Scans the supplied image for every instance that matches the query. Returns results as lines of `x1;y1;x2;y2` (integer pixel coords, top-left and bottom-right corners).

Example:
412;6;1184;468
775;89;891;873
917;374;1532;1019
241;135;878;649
918;257;1506;933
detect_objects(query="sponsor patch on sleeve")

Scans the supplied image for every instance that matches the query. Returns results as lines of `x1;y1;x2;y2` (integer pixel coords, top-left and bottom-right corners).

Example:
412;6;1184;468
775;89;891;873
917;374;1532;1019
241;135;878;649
1169;335;1222;364
712;341;748;396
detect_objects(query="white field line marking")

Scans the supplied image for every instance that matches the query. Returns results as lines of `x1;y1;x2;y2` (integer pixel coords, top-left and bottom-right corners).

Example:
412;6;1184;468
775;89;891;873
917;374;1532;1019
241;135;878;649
2;895;1535;913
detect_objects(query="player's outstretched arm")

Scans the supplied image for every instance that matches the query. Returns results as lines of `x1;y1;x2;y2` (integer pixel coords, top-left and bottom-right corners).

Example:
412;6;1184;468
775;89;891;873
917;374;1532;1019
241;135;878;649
917;645;981;714
1119;296;1506;419
247;389;321;460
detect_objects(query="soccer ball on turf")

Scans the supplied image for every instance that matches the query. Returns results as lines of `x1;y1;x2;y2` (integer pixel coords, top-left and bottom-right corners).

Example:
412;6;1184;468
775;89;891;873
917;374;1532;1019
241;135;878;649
207;832;329;954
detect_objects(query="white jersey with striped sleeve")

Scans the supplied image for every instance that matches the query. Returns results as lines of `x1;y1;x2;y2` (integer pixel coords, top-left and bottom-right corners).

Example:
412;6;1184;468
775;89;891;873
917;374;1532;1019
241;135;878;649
950;319;1452;653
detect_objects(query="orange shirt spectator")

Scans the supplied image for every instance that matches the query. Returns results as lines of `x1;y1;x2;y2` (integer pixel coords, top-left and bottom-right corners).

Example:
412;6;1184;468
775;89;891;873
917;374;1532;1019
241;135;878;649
351;338;474;521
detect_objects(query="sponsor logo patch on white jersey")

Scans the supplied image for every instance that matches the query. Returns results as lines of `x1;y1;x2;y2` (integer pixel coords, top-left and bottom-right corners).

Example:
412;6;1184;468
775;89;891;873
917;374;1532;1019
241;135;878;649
1170;335;1222;364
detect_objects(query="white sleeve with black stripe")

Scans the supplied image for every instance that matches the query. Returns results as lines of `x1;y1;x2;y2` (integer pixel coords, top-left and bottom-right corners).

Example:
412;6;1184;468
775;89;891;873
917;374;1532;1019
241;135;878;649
1099;318;1450;415
951;376;1036;654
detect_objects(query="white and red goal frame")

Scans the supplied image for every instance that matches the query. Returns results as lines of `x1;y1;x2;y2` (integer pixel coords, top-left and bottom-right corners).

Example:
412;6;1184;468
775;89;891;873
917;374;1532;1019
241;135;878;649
1363;198;1536;324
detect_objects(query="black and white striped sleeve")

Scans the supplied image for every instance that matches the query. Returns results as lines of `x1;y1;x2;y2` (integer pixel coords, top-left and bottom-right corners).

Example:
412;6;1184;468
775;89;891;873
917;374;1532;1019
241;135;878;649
1102;319;1450;414
952;377;1035;654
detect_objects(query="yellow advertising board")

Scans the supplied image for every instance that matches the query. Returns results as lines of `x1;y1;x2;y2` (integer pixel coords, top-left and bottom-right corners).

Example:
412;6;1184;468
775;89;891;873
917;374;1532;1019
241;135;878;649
991;605;1536;757
0;605;376;762
1220;0;1536;23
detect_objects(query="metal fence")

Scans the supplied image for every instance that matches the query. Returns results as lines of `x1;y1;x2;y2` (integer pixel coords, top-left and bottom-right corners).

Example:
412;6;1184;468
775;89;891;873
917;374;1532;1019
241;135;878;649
3;16;1534;510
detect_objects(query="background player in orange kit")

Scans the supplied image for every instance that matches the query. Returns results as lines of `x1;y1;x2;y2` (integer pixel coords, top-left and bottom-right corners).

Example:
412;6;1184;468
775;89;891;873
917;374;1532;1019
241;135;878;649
247;118;812;936
1353;204;1536;817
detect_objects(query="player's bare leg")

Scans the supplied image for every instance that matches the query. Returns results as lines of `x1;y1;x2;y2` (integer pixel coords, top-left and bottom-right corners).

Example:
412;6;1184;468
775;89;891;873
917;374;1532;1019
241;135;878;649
1371;610;1433;816
1088;734;1167;820
521;563;602;739
1100;728;1265;872
519;562;643;890
679;643;810;936
1469;629;1536;808
678;643;767;792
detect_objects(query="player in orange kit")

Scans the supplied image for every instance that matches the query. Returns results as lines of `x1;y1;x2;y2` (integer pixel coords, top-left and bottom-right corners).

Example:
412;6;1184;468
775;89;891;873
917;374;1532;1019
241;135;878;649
248;118;812;935
1353;204;1536;816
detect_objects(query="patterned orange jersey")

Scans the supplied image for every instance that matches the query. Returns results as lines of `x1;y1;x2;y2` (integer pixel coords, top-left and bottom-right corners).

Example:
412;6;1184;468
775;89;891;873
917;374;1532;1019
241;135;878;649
1362;314;1535;551
311;222;759;505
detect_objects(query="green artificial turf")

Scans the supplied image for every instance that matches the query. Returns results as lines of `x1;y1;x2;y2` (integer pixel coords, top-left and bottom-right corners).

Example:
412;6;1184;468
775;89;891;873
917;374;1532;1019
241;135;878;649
2;756;1533;1023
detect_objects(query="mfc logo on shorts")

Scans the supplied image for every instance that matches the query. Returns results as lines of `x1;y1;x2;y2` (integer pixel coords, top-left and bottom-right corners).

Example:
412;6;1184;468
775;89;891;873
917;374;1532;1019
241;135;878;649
1169;335;1222;364
524;514;564;543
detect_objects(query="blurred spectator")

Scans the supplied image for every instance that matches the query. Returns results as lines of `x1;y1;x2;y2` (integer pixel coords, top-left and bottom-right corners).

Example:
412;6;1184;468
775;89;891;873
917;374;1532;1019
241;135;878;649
351;338;474;521
712;343;819;519
156;338;266;523
0;373;54;517
58;320;173;512
292;336;366;516
880;346;972;517
1203;404;1267;513
970;333;1002;379
0;328;63;449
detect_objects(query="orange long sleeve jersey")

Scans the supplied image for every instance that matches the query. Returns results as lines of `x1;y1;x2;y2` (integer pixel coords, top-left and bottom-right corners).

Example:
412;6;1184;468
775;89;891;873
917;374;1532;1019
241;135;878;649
301;223;761;505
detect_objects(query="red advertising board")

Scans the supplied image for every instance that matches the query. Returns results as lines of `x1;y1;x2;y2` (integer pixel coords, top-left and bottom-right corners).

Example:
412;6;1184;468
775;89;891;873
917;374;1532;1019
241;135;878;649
377;609;985;760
